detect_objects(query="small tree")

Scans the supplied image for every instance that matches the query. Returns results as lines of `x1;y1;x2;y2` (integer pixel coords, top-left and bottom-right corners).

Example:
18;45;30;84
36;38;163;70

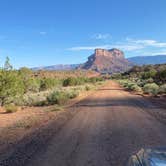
0;58;24;105
4;56;13;71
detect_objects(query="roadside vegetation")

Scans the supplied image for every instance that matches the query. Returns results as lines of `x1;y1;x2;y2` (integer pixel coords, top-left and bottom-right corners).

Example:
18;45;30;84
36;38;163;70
112;64;166;96
0;57;104;113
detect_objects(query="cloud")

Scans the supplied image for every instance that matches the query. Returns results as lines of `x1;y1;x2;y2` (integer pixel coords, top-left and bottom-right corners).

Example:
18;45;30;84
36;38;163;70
39;31;47;35
69;45;109;51
127;38;166;48
92;33;112;40
142;50;166;56
69;37;166;57
69;44;143;51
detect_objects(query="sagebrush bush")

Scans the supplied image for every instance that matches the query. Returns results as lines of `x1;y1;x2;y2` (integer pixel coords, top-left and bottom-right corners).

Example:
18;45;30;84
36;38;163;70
63;77;86;86
67;90;79;99
118;80;142;92
47;91;69;105
85;85;91;91
21;91;49;106
40;78;62;91
159;84;166;94
24;78;40;93
5;104;19;113
130;84;142;92
143;83;159;95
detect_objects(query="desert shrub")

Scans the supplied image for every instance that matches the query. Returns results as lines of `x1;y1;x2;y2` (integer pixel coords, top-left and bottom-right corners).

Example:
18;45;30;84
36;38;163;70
63;77;76;86
145;78;154;84
63;77;86;86
111;73;123;79
88;77;103;83
5;104;19;113
21;92;49;106
129;84;142;92
47;91;69;105
0;70;24;105
159;84;166;94
155;67;166;83
63;77;103;87
24;78;40;93
40;78;61;91
143;83;159;95
141;69;157;79
67;90;79;99
136;79;146;87
85;85;91;91
126;82;136;90
40;78;56;91
118;80;142;92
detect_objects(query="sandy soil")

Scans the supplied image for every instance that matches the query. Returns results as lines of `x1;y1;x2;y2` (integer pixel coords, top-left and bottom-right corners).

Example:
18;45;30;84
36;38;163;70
0;81;166;166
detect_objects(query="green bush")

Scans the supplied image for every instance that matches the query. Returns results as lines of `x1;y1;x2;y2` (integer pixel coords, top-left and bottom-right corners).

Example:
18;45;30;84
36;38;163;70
136;79;146;87
0;70;24;105
85;85;91;91
129;84;142;92
40;78;61;91
118;80;142;92
159;84;166;94
63;77;103;87
88;77;103;83
47;91;69;105
24;78;40;93
67;90;79;99
143;83;159;95
63;77;86;86
5;104;19;113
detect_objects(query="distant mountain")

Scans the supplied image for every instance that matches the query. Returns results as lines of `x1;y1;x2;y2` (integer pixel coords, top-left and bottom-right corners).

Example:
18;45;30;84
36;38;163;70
32;64;79;71
128;55;166;65
32;51;166;73
79;48;133;73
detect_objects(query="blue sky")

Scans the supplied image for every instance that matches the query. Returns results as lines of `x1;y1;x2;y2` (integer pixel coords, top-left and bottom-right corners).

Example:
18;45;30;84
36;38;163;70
0;0;166;68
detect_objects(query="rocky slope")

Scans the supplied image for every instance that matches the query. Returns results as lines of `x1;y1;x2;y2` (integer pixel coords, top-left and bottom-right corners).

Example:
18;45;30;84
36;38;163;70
80;48;133;73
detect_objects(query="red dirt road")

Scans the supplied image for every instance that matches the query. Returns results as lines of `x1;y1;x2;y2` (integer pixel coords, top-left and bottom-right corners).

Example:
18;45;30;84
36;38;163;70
1;81;166;166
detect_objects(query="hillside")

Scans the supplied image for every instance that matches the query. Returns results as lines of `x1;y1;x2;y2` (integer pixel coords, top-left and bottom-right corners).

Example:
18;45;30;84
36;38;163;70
128;55;166;65
32;64;79;71
80;48;133;73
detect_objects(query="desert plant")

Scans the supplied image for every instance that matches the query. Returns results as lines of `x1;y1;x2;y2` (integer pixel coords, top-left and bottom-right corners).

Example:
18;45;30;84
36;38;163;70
0;70;24;105
130;84;142;92
40;78;61;91
143;83;159;95
63;77;86;86
159;84;166;94
85;85;91;91
67;90;79;99
5;104;19;113
47;91;69;105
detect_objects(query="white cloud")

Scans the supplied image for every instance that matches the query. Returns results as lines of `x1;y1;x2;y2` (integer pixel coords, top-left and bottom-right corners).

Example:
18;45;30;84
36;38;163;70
69;44;143;51
39;31;47;35
69;37;166;57
92;33;112;40
69;45;110;51
142;50;166;56
126;38;166;48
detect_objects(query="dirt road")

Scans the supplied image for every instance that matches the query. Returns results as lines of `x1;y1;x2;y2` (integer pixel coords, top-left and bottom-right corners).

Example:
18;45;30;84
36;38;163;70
1;81;166;166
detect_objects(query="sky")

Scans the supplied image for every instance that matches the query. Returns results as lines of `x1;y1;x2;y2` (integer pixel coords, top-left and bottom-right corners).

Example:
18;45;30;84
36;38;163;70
0;0;166;68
